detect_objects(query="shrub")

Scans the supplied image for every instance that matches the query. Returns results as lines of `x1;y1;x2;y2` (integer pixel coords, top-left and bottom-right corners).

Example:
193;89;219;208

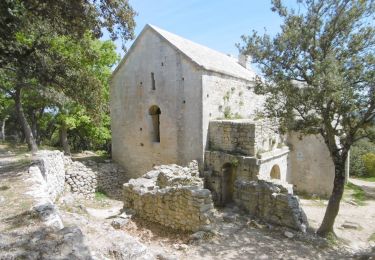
363;153;375;177
350;139;375;177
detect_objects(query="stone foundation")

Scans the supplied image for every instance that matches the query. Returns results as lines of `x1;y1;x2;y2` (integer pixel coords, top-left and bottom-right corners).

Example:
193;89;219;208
123;162;215;232
234;180;308;231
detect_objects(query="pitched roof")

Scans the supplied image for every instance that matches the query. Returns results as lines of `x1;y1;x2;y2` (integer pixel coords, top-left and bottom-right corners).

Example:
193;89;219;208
112;24;257;82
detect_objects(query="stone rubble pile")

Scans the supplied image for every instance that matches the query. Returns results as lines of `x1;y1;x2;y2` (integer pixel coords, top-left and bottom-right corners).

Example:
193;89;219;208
234;179;309;231
64;158;127;199
123;161;215;232
65;160;97;199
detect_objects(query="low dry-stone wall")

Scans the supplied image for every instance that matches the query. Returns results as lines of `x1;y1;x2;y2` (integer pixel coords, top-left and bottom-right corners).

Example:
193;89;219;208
123;161;215;232
65;158;127;199
33;150;66;201
27;151;66;229
234;180;309;231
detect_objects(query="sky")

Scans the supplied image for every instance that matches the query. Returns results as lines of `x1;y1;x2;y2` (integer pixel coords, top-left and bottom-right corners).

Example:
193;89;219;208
109;0;300;60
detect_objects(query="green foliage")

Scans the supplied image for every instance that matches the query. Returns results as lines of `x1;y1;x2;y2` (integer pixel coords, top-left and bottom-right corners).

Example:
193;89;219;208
0;0;135;151
239;0;375;235
224;106;232;118
231;158;239;167
238;0;375;154
223;91;231;102
350;139;375;177
95;190;108;201
363;153;375;177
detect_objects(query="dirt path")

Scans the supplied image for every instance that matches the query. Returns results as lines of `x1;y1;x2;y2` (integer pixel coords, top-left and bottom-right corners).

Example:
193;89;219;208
0;144;374;259
301;179;375;251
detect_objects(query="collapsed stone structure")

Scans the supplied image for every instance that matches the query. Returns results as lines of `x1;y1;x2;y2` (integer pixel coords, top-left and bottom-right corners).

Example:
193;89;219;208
234;180;308;231
123;161;215;231
204;120;289;206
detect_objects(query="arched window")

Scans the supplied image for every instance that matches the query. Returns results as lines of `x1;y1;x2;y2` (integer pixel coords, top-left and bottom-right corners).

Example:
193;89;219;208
149;105;161;142
270;165;281;179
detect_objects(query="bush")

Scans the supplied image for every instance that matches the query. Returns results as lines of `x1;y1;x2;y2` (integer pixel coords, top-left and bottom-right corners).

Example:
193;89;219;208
363;153;375;177
350;139;375;177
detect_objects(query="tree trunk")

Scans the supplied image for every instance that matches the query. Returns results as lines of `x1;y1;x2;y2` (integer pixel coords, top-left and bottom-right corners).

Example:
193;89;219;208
30;110;38;142
59;121;70;155
317;159;347;237
14;88;38;153
1;117;6;142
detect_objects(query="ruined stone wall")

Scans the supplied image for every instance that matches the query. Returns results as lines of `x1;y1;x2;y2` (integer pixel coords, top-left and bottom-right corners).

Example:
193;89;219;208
204;147;289;206
123;162;215;232
234;180;308;231
65;158;127;200
33;150;66;201
28;151;67;229
207;119;282;157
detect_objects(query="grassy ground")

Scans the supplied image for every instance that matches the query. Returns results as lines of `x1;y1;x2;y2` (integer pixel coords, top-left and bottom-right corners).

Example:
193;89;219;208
355;176;375;182
344;182;366;205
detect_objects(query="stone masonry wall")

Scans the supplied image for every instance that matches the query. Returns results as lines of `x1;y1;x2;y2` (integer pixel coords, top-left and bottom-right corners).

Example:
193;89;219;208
65;158;127;200
208;119;282;157
28;150;67;229
123;162;215;232
33;150;66;201
234;180;308;231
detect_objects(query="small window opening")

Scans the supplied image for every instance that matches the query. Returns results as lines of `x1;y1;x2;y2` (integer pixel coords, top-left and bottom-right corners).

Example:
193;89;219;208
149;105;161;142
161;62;164;66
151;72;156;90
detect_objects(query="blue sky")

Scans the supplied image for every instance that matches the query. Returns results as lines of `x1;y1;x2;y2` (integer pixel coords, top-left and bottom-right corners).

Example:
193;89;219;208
109;1;299;59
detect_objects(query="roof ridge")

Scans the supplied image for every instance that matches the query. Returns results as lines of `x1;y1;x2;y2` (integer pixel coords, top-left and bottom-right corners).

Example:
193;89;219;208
147;24;256;82
112;24;256;82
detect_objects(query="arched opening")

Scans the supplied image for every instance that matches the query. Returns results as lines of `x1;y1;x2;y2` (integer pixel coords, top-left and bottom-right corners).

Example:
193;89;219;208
221;163;235;205
270;164;281;180
149;105;161;142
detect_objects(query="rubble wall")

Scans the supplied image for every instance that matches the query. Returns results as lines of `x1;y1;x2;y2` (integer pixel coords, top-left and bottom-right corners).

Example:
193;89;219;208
234;180;308;231
65;158;127;200
208;119;282;157
123;162;215;231
33;150;66;201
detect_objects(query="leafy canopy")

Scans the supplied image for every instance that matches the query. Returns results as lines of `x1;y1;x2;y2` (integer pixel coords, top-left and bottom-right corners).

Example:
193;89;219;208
238;0;375;159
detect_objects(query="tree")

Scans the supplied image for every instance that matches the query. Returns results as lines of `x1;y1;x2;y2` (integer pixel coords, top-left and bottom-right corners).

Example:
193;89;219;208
239;0;375;237
0;0;135;152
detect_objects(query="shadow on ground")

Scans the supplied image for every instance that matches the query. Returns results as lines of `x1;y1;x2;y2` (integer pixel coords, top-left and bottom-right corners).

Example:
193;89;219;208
0;225;92;259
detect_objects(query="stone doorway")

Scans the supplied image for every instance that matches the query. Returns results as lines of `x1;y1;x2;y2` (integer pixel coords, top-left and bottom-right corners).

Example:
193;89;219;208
270;165;281;179
221;163;235;205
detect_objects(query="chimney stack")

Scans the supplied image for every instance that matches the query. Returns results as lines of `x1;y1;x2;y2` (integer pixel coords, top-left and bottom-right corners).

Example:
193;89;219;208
238;54;250;69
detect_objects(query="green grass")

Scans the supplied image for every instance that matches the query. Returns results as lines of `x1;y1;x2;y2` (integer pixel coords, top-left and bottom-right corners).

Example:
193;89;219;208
356;176;375;182
345;182;366;205
95;190;108;201
369;233;375;241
